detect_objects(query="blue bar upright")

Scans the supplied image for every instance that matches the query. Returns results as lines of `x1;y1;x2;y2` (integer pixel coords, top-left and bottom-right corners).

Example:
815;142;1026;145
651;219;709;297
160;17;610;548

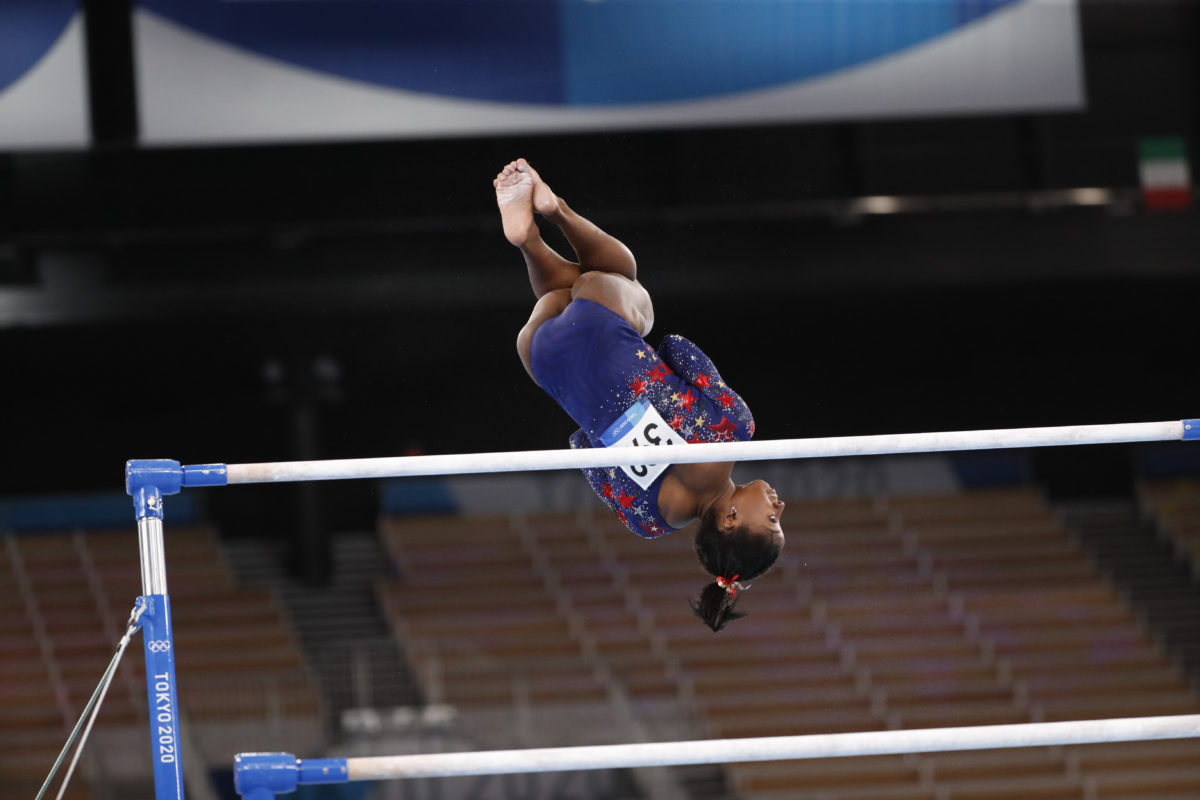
141;593;186;800
127;459;188;800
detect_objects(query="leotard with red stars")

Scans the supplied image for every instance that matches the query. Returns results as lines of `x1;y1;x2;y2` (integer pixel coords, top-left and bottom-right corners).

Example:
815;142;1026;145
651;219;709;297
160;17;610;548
530;298;754;538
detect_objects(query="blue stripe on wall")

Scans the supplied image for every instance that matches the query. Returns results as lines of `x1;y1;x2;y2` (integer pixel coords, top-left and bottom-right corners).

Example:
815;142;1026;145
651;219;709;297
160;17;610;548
950;452;1031;488
381;480;457;516
0;492;197;532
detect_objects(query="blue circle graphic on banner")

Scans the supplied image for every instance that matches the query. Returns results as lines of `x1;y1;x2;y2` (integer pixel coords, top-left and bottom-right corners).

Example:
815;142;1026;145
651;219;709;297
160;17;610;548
0;1;78;94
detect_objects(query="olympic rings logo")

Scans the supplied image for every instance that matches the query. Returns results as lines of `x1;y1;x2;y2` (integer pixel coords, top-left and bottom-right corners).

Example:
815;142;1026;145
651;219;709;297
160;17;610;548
147;640;172;653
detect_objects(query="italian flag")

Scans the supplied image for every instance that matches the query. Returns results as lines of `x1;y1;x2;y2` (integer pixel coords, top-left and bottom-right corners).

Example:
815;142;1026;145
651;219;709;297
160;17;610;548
1138;137;1192;210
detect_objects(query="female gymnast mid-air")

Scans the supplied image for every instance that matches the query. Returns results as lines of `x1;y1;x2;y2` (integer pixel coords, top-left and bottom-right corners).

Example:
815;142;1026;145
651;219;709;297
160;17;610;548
495;158;786;631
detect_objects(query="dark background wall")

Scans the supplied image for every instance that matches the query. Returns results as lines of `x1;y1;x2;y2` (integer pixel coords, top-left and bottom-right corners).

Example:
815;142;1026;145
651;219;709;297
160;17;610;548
0;1;1196;548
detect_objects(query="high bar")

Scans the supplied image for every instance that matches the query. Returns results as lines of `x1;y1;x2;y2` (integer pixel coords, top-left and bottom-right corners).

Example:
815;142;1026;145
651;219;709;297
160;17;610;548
211;419;1197;486
233;714;1200;793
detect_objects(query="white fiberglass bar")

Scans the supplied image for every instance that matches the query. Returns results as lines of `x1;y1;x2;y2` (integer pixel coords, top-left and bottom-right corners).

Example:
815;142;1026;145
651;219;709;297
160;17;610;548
224;419;1193;485
345;715;1200;780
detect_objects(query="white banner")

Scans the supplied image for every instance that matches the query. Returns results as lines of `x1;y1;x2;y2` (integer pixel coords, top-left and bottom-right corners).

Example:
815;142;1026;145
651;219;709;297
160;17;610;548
134;0;1085;146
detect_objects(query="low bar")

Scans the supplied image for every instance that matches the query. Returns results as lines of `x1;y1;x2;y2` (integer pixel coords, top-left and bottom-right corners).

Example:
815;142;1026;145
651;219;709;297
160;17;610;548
233;715;1200;795
223;419;1193;485
347;714;1200;779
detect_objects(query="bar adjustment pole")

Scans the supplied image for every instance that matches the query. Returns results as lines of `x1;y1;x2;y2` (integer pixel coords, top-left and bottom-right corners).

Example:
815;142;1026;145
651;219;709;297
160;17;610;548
126;460;189;800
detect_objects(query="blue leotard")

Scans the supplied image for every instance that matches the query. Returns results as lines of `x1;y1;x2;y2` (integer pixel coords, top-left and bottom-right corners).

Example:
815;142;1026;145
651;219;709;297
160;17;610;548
531;298;755;538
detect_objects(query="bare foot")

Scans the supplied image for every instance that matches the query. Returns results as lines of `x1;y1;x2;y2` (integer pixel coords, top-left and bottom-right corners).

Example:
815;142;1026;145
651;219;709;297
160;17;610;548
494;160;535;246
521;159;560;217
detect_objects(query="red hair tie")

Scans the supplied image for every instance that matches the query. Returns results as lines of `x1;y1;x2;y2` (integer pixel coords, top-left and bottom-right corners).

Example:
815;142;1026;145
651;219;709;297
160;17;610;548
716;574;741;597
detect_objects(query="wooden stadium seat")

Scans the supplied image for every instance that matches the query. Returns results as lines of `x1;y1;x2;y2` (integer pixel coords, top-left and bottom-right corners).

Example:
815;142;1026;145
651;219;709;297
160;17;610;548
710;705;882;738
731;755;919;794
1087;768;1200;799
1034;688;1200;720
891;701;1028;728
903;520;1065;546
931;775;1083;800
1004;646;1169;675
1021;663;1187;695
1067;737;1200;777
886;488;1048;520
923;746;1067;782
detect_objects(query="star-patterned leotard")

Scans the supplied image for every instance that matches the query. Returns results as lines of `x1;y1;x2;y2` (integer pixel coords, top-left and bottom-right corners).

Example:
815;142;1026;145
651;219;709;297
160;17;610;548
530;298;755;538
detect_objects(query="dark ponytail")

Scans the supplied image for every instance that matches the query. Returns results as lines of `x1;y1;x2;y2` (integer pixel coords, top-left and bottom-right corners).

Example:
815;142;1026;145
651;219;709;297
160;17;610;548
690;580;746;633
690;506;783;632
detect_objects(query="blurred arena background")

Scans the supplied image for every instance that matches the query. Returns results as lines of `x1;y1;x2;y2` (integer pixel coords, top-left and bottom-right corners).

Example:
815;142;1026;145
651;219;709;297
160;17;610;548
1;1;1198;798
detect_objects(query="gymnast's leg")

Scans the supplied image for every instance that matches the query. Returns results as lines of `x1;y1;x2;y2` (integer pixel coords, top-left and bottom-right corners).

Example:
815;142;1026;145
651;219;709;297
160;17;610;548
494;158;637;298
498;159;649;382
535;186;637;282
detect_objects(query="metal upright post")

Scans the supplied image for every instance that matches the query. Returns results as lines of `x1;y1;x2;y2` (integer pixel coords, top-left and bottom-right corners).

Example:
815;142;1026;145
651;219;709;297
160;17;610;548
126;459;188;800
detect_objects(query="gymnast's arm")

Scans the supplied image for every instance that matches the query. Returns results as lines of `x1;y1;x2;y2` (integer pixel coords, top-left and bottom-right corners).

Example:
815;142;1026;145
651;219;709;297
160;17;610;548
657;335;756;435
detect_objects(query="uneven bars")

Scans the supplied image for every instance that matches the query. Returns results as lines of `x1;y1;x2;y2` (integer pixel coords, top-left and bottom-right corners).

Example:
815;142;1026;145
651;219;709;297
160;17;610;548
234;714;1200;796
185;419;1196;486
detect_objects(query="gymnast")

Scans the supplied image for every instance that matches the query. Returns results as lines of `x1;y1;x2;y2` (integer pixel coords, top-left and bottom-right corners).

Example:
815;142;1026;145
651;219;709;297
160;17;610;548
495;158;785;631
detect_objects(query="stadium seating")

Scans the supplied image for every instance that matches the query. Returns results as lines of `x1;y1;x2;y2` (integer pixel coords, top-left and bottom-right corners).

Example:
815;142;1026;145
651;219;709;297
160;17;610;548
380;486;1200;799
0;525;321;799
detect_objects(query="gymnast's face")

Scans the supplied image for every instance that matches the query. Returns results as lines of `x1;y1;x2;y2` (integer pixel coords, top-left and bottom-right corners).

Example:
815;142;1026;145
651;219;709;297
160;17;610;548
728;479;786;542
